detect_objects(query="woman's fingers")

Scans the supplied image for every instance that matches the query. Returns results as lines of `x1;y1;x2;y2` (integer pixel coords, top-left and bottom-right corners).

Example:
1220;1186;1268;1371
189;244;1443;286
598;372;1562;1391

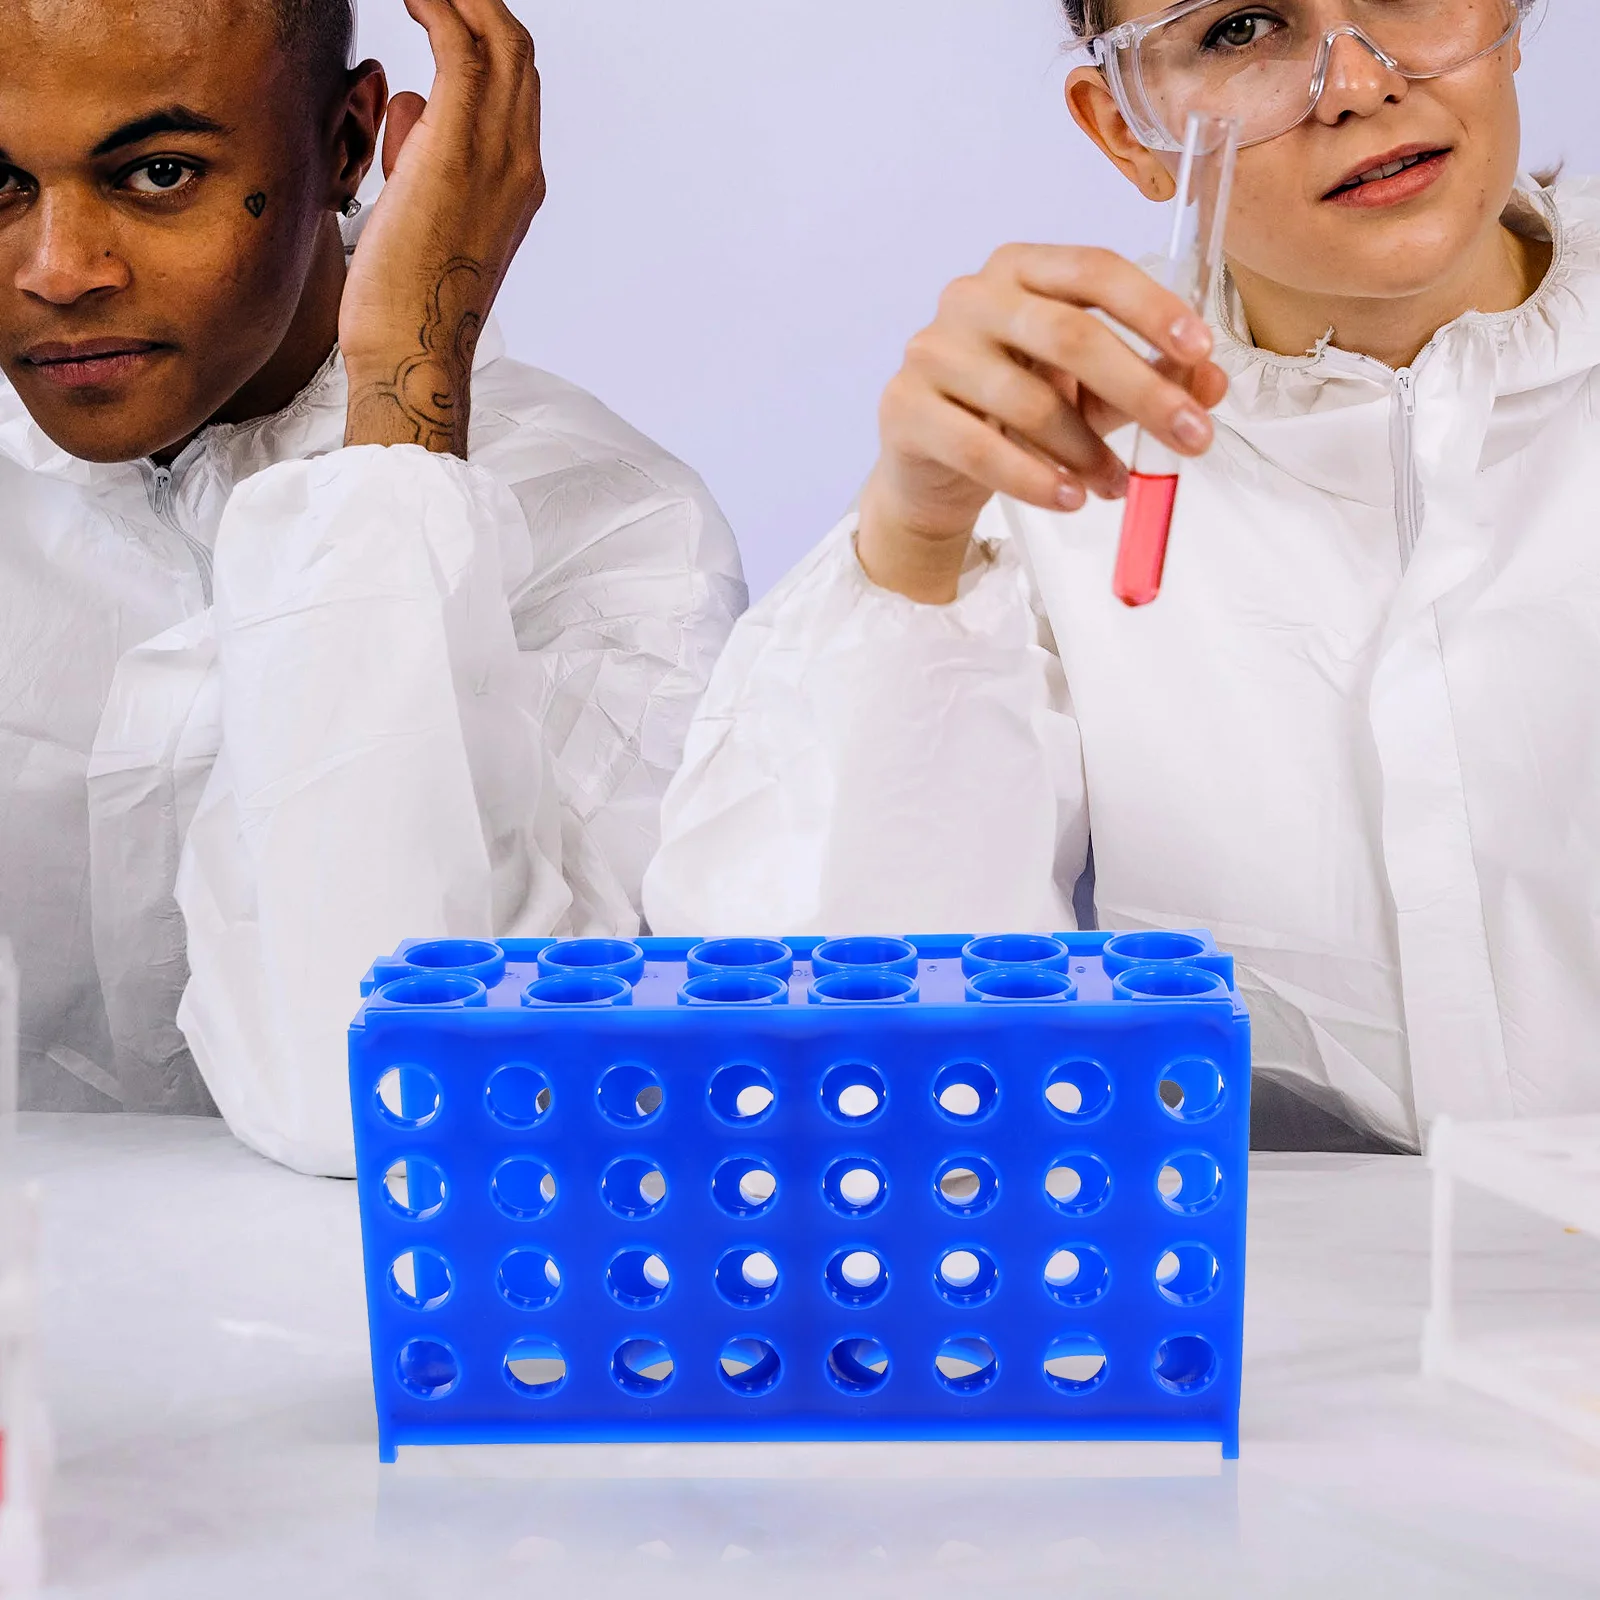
906;329;1129;496
889;385;1090;512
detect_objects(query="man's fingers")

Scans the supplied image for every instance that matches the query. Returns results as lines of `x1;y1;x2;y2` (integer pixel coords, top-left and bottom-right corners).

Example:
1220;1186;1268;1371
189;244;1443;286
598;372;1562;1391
400;0;480;69
381;92;428;182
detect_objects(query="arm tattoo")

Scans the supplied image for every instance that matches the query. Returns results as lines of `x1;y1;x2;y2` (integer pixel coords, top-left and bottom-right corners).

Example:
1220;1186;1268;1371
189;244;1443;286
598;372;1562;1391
346;258;485;456
244;192;267;218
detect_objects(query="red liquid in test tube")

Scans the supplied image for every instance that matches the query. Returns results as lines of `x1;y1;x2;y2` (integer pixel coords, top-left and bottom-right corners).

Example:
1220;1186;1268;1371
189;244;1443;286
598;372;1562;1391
1112;112;1238;609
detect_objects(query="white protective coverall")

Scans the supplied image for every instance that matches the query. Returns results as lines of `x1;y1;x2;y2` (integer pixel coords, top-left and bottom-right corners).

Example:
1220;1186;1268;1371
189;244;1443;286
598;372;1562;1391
645;177;1600;1152
1;320;745;1176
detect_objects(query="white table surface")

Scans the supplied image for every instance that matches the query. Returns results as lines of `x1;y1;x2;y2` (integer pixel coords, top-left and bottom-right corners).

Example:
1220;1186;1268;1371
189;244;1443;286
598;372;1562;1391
13;1112;1600;1599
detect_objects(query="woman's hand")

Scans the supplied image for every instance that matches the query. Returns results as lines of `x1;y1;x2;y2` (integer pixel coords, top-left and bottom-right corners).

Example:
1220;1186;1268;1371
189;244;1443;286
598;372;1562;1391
857;245;1229;603
341;0;545;457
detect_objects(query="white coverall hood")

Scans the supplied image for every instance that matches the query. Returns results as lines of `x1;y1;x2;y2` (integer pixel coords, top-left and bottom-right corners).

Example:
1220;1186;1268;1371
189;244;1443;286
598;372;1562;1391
1;319;745;1173
645;177;1600;1152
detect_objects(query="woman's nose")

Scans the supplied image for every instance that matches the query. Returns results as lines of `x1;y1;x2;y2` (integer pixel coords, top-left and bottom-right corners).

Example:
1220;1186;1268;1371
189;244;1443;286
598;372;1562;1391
1312;27;1411;124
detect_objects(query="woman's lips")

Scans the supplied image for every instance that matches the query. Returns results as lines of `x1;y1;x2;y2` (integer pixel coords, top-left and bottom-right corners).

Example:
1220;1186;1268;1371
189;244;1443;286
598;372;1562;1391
1325;150;1451;210
20;343;167;391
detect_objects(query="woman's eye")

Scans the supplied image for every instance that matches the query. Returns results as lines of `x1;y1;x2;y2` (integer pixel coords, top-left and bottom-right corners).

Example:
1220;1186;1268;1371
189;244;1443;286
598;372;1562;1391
123;159;196;195
1203;11;1277;50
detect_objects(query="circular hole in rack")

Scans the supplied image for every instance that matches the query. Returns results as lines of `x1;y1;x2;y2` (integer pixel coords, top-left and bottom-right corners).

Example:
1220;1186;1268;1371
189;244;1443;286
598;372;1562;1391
715;1248;781;1307
1156;1244;1221;1306
708;1063;777;1125
539;938;646;985
376;973;485;1007
967;968;1076;1003
1157;1152;1223;1216
612;1339;675;1396
490;1157;557;1221
825;1249;888;1307
376;1064;443;1130
1045;1156;1111;1217
1044;1246;1110;1307
826;1337;891;1395
821;1062;887;1124
809;971;918;1005
484;1063;552;1130
524;972;633;1007
961;934;1070;975
1114;964;1228;1001
404;938;504;976
1101;931;1209;973
596;1063;665;1126
719;1337;783;1395
711;1157;779;1218
688;937;795;980
822;1157;888;1217
1154;1334;1219;1395
934;1061;998;1122
388;1248;454;1311
504;1336;568;1397
1157;1057;1225;1122
935;1157;999;1217
1044;1060;1112;1122
935;1337;999;1394
607;1248;672;1308
600;1157;668;1219
382;1155;447;1221
396;1339;459;1400
1043;1335;1108;1394
681;971;789;1006
936;1248;999;1306
811;936;919;977
496;1248;563;1310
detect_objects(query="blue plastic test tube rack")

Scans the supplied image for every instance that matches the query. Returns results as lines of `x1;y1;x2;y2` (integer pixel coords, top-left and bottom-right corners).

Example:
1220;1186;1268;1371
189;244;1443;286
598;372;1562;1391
349;931;1251;1463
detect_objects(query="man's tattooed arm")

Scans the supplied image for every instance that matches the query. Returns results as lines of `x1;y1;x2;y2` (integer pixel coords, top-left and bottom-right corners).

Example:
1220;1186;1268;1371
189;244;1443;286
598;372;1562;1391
344;258;486;457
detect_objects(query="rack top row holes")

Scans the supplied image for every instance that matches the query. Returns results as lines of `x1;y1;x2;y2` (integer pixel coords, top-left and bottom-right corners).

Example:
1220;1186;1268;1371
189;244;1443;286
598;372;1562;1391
524;972;632;1008
375;973;487;1008
1044;1246;1110;1306
809;971;918;1005
383;1155;447;1220
491;1157;557;1220
601;1157;668;1219
709;1063;777;1123
485;1063;553;1129
376;1064;444;1130
935;1061;998;1121
823;1158;887;1216
1114;964;1229;1002
402;939;507;987
961;934;1071;976
812;937;920;978
822;1062;887;1122
936;1156;999;1216
1045;1060;1113;1121
538;938;646;986
681;971;789;1006
967;968;1077;1003
597;1063;663;1126
688;938;795;982
712;1157;778;1217
1100;930;1209;976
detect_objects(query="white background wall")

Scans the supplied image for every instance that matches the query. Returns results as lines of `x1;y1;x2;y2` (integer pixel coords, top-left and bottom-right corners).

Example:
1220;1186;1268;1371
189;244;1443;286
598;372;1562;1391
358;1;1600;597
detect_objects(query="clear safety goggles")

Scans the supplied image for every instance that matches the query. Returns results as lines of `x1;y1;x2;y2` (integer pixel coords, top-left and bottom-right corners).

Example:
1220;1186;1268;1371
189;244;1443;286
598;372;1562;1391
1083;0;1537;152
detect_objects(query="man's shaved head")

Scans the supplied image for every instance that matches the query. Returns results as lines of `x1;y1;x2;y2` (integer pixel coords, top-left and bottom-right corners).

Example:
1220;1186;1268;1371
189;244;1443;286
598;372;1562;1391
274;0;356;92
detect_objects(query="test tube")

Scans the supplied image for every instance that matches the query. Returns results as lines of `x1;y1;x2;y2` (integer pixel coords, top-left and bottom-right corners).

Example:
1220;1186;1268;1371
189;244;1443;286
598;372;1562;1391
1112;112;1239;609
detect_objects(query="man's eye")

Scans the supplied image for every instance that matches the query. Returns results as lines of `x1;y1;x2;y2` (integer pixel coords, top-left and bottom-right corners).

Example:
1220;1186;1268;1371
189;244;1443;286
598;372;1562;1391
123;159;197;195
0;168;25;198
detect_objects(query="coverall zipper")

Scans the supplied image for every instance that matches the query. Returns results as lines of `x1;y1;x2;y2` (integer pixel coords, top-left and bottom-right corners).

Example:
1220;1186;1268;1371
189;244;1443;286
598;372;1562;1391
1392;367;1422;571
146;463;215;606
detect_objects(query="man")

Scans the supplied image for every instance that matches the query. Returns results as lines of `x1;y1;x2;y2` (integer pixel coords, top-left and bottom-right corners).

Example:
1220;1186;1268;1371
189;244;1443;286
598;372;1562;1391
0;0;745;1174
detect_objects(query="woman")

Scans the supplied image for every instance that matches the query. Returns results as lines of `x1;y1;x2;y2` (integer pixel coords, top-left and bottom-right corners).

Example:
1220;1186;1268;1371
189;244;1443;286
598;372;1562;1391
645;0;1599;1150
